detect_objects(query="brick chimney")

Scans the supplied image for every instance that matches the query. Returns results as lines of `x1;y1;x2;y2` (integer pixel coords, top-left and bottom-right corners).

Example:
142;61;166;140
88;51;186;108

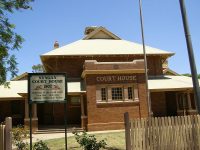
54;41;59;49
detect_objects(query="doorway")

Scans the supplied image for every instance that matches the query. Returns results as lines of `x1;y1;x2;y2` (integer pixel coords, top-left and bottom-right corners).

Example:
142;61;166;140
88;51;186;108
165;92;177;116
37;96;81;126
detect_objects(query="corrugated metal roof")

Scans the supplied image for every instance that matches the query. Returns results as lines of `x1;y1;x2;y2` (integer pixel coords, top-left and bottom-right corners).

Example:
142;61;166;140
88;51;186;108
41;39;174;56
148;75;200;91
0;80;27;98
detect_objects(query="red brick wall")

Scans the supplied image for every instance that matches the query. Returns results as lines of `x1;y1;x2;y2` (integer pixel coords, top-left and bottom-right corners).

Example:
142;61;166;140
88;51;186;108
43;55;163;77
42;55;154;130
85;74;148;131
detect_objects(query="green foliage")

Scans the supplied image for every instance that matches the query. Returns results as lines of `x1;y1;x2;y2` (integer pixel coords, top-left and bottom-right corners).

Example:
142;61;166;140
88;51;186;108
15;141;28;150
33;140;50;150
32;64;44;73
0;0;33;85
12;125;29;150
182;73;200;79
182;73;192;77
73;131;107;150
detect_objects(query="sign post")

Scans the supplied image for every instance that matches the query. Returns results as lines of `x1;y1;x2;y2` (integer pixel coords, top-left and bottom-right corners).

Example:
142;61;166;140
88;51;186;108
28;73;67;150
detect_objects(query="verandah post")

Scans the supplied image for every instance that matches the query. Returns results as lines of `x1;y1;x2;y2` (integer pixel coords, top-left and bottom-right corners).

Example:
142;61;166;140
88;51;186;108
124;112;131;150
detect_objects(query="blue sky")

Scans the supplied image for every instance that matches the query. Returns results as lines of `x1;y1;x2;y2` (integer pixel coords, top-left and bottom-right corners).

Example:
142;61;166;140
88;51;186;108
8;0;200;77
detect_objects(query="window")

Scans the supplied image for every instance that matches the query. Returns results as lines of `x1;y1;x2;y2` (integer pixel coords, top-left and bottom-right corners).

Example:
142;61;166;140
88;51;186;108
101;88;107;101
112;87;123;100
128;87;133;100
177;93;188;110
96;84;138;103
71;97;80;105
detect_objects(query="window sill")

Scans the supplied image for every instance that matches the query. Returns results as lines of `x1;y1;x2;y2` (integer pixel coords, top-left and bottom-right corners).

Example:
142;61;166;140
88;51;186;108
96;100;139;108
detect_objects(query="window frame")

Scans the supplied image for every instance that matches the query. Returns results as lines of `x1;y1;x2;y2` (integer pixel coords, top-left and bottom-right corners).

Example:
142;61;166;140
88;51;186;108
128;86;134;100
111;87;123;101
101;87;107;101
96;84;138;103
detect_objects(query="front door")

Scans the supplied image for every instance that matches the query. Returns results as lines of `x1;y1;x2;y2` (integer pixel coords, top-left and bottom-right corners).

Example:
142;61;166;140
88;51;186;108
38;103;54;125
67;96;81;124
166;92;177;116
38;96;81;126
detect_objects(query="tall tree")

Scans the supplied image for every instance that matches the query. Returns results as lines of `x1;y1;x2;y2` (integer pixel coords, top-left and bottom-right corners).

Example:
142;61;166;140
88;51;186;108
0;0;33;85
32;64;44;73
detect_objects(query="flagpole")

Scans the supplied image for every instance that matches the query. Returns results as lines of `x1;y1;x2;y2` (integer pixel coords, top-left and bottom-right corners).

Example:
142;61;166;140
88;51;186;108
179;0;200;113
138;0;152;117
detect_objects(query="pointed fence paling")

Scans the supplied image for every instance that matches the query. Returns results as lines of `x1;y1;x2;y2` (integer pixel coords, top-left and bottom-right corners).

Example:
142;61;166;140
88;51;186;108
130;115;200;150
0;117;12;150
0;124;5;150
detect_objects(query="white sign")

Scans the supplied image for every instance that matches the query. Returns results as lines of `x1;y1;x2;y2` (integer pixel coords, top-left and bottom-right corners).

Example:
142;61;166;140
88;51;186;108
29;74;66;103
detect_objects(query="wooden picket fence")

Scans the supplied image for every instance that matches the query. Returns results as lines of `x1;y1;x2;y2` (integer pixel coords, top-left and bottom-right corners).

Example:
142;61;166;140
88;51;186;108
124;113;200;150
0;124;5;150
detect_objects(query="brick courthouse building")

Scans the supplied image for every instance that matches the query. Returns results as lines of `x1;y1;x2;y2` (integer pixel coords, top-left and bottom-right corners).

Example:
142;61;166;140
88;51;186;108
0;27;199;131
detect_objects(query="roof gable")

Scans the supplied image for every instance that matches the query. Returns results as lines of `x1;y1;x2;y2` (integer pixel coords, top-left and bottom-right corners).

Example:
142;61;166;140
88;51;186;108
163;68;180;76
12;72;28;81
83;27;121;40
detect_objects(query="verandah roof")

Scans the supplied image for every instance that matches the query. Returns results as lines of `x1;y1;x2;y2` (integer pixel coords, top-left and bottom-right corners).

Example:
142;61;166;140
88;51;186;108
148;75;200;92
0;80;84;100
0;75;199;100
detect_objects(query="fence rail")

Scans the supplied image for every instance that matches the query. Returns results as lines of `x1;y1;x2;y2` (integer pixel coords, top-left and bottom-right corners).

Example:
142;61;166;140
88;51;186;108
124;114;200;150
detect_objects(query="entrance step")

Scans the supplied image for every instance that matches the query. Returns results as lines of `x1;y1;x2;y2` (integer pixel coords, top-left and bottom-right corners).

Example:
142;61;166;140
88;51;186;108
35;125;83;134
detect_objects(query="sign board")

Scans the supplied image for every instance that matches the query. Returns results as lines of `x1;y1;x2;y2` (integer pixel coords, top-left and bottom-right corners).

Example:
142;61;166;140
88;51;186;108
28;73;68;150
28;73;66;103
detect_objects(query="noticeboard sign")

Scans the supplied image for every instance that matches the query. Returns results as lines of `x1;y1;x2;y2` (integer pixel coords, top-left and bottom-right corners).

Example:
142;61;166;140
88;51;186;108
28;73;67;103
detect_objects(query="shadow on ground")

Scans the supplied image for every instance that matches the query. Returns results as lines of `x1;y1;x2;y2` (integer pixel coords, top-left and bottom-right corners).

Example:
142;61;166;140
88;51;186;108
67;147;124;150
105;147;124;150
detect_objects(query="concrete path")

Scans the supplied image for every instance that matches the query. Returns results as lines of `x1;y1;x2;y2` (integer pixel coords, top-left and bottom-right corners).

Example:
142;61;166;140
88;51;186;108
29;129;124;142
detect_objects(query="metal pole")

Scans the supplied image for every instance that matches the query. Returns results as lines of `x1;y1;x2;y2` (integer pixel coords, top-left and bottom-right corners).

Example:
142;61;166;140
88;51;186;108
64;101;67;150
29;103;32;150
179;0;200;113
138;0;152;116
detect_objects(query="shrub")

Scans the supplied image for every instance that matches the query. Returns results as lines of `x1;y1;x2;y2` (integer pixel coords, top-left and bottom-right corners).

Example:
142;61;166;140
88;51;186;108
12;125;29;150
73;131;107;150
33;140;50;150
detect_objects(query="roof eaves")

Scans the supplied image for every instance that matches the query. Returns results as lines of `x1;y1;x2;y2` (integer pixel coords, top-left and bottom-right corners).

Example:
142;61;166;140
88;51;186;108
40;53;174;58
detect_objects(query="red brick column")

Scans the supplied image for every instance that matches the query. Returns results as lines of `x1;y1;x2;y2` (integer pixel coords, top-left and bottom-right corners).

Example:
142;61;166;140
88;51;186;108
24;97;38;132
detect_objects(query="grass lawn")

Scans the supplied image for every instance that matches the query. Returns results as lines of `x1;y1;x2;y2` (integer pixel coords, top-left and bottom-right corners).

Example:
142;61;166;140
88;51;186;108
45;131;125;150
